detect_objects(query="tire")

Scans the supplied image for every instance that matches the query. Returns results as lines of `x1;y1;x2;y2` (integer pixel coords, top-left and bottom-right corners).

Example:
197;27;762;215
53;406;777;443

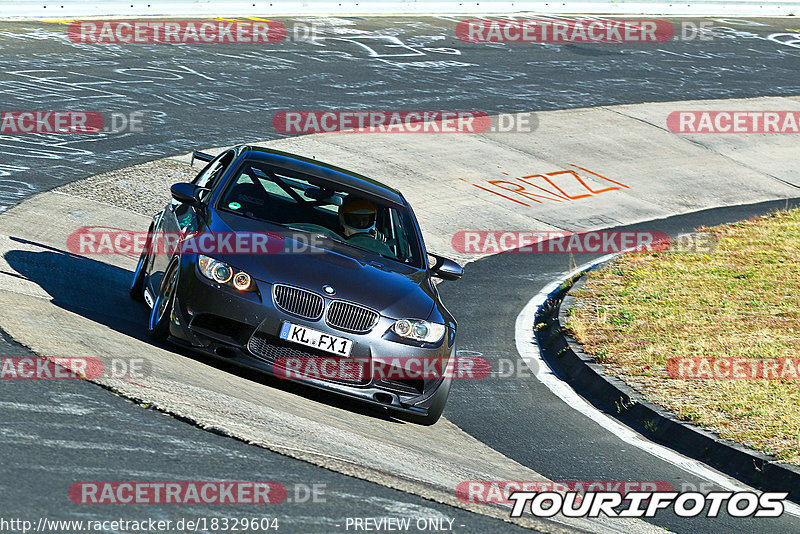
129;246;150;302
395;375;452;426
148;261;178;342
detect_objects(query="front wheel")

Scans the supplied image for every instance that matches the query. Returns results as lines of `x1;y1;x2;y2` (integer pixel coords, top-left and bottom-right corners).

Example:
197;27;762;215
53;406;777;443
148;261;178;342
129;245;150;302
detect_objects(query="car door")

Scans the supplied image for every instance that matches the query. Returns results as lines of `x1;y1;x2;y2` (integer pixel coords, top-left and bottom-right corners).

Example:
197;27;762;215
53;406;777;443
147;149;236;297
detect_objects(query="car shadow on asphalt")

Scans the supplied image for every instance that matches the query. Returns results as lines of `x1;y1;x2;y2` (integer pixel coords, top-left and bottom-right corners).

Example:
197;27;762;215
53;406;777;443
5;238;403;425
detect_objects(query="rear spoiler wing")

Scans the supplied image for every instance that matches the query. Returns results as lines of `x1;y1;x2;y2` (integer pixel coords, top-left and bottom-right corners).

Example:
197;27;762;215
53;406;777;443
191;150;215;166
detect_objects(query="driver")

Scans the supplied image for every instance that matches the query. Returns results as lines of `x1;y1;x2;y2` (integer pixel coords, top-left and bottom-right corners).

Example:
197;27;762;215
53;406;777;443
339;198;378;237
338;198;393;256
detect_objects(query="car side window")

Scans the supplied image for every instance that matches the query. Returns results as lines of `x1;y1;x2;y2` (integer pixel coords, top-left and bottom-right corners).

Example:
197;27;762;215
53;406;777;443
389;209;412;260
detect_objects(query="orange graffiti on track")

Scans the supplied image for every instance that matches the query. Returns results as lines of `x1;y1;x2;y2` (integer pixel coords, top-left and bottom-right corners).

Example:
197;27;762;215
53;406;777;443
469;166;629;206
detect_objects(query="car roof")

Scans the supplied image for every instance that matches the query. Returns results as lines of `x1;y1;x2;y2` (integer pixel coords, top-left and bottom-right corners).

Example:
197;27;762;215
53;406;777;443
238;146;406;205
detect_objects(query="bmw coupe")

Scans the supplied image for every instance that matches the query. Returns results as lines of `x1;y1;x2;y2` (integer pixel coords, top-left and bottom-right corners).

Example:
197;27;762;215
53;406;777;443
129;145;463;424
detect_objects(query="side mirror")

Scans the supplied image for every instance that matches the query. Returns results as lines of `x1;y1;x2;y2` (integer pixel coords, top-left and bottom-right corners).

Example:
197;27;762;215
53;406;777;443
429;254;464;281
170;182;206;206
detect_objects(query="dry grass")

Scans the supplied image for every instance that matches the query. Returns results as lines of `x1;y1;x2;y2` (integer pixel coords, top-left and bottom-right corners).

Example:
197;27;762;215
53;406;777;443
566;208;800;464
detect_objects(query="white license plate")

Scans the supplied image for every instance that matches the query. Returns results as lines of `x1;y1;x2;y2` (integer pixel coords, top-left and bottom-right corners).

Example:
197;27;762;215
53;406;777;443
279;322;353;357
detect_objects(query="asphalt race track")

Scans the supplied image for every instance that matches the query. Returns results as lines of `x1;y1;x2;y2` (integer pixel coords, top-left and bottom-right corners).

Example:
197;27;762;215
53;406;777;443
2;15;800;212
2;15;800;533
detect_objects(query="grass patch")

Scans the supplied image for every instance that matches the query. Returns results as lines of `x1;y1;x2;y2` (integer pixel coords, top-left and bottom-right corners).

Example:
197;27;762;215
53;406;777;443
566;208;800;464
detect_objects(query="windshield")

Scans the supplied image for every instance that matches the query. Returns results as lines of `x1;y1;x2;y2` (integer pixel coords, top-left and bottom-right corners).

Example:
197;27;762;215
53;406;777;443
217;160;424;268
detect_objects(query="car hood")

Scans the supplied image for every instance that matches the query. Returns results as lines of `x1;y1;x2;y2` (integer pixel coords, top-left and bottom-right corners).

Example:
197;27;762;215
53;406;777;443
208;210;435;319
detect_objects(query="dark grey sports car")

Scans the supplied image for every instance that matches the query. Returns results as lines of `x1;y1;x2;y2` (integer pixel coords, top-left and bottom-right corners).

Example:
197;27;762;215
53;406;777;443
130;145;463;424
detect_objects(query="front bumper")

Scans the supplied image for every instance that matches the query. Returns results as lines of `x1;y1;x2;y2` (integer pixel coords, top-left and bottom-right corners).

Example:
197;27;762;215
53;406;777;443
168;255;455;415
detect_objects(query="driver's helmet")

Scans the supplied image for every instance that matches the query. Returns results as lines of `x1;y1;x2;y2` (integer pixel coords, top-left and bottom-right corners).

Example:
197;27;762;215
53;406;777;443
339;198;377;237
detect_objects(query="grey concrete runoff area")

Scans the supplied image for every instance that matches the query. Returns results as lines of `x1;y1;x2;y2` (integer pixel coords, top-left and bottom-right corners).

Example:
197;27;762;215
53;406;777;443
2;15;800;534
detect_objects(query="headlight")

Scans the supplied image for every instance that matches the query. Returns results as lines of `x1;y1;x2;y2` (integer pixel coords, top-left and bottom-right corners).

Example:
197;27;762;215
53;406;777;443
212;262;232;283
233;272;251;291
198;255;253;291
392;319;446;343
